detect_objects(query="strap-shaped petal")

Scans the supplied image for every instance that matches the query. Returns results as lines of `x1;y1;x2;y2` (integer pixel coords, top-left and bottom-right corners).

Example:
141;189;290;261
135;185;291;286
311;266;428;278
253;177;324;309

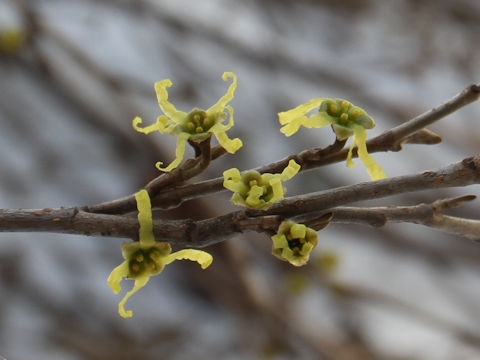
118;275;150;318
279;103;332;136
156;132;190;172
162;249;213;269
279;117;306;136
303;112;333;128
300;242;314;256
154;79;188;123
346;131;359;169
223;168;242;192
271;234;288;249
135;190;155;248
211;106;242;153
222;105;234;130
269;177;284;202
245;185;265;207
215;131;243;154
107;261;130;294
280;160;301;181
290;223;306;239
207;72;237;115
278;98;327;125
132;115;169;134
354;127;386;180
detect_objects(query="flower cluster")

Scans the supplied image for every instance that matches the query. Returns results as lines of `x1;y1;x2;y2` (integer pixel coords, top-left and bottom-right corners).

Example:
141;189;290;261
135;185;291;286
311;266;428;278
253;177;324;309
271;220;318;266
106;74;394;318
223;159;301;210
278;98;386;180
133;72;243;172
108;189;213;318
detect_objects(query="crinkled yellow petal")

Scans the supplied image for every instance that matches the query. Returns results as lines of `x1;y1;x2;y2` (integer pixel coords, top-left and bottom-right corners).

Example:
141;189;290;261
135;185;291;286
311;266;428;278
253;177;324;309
118;274;150;318
279;117;307;136
211;106;242;153
290;223;306;239
223;168;242;192
289;255;309;267
231;193;247;207
278;98;327;125
154;79;188;123
132;115;169;134
354;127;386;180
107;260;130;294
300;113;333;129
210;105;234;132
272;234;288;249
278;99;332;136
207;72;237;115
346;135;357;169
215;131;243;154
279;108;332;137
281;246;295;261
156;132;190;172
135;190;155;249
245;185;265;207
223;105;235;131
300;242;314;256
162;249;213;269
280;159;301;181
269;177;284;202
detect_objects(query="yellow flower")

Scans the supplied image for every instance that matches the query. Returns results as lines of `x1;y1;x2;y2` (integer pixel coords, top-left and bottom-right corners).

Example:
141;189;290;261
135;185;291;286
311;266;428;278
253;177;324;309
133;72;243;172
223;159;300;210
278;98;386;180
108;189;213;318
271;221;318;266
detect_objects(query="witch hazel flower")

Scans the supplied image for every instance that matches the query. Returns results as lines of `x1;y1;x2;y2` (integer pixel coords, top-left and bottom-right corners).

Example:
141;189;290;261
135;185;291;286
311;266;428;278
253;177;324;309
133;72;243;172
108;189;213;318
279;98;386;180
223;160;301;210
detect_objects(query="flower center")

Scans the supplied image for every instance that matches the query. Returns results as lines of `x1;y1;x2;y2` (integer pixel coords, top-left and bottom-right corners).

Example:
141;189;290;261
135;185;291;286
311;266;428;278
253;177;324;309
182;110;214;134
286;234;306;255
128;248;163;276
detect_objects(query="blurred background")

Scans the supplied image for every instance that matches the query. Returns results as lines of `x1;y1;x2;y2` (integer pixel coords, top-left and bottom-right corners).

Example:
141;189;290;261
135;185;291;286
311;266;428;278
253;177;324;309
0;0;480;359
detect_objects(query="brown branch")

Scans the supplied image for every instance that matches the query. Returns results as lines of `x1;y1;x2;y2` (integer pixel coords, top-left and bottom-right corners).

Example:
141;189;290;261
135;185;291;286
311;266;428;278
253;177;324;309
1;156;479;247
254;155;480;217
299;195;480;240
86;136;213;214
0;207;186;241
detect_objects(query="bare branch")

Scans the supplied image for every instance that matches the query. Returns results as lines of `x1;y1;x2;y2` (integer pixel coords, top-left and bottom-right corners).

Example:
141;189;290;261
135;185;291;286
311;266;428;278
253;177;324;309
256;155;480;217
2;156;479;246
87;136;213;214
300;195;480;240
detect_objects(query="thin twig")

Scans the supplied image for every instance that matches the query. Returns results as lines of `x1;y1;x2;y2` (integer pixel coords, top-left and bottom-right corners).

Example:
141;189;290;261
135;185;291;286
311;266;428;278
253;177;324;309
87;137;213;214
299;195;480;240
